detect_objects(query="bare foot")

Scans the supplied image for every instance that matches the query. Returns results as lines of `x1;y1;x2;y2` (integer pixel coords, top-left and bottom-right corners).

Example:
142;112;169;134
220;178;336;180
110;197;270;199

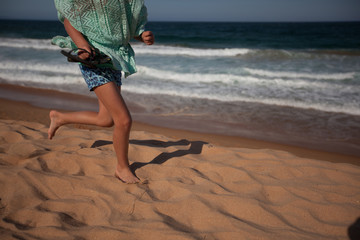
48;110;63;140
115;166;140;184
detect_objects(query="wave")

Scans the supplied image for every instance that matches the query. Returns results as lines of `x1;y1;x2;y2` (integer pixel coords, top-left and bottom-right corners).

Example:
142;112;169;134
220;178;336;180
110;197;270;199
310;49;360;57
0;37;250;57
0;61;83;86
136;65;358;91
244;68;356;81
124;84;360;116
0;61;78;75
135;46;360;59
0;38;58;50
0;70;83;85
1;60;359;116
2;37;359;61
2;66;358;116
137;65;239;84
1;59;357;93
133;44;251;57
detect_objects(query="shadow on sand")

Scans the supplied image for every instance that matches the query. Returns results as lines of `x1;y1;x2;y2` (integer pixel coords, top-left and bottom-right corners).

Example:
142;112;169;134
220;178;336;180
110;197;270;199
91;139;208;172
348;217;360;240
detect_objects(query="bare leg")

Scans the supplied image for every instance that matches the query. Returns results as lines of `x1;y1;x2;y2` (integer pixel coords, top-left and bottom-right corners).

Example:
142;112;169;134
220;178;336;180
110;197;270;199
48;83;138;183
93;82;139;183
48;98;113;139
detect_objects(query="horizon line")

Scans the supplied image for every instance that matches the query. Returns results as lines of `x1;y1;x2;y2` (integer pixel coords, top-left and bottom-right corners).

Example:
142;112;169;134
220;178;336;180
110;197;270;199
1;18;360;23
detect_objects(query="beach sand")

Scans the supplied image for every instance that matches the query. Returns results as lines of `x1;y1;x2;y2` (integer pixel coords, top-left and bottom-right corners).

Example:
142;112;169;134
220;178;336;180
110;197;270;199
0;86;360;240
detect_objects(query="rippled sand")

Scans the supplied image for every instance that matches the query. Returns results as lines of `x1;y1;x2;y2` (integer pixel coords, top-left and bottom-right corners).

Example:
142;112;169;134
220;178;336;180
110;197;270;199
0;119;359;240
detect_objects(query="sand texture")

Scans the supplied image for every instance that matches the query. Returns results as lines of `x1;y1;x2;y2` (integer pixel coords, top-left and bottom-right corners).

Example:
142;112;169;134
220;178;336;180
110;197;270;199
0;119;359;240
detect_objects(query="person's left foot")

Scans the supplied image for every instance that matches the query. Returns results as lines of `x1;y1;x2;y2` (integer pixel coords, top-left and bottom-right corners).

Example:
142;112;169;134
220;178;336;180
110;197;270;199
48;110;62;140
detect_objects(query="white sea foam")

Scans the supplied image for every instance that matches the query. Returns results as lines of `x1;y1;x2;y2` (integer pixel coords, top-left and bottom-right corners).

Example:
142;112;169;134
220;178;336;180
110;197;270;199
135;65;356;91
0;37;251;57
244;68;356;80
124;84;360;116
0;38;58;50
0;60;83;86
137;65;239;84
1;59;356;95
1;37;356;63
133;44;251;57
0;61;79;75
0;70;83;85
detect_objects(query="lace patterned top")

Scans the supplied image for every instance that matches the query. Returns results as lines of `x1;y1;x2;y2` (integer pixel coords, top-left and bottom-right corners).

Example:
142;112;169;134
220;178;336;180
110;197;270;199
52;0;148;77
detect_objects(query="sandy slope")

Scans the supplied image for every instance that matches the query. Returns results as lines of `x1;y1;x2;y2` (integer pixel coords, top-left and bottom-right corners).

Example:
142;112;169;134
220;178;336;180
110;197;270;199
0;119;359;240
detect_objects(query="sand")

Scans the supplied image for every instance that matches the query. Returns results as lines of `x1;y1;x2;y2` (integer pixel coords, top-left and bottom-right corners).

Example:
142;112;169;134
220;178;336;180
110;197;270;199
0;85;360;239
0;118;360;239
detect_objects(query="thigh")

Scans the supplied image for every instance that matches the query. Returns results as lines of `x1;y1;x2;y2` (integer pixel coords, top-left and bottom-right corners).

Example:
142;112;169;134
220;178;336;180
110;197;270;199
97;86;120;119
94;83;130;121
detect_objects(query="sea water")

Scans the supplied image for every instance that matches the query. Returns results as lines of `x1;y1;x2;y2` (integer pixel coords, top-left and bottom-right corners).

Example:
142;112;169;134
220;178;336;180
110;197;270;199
0;20;359;155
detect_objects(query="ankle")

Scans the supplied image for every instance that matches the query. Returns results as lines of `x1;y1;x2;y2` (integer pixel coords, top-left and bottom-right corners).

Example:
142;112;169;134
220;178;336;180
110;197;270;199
116;164;130;173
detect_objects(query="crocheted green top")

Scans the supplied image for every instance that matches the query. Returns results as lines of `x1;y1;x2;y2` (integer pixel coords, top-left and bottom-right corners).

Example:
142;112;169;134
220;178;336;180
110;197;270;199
52;0;147;77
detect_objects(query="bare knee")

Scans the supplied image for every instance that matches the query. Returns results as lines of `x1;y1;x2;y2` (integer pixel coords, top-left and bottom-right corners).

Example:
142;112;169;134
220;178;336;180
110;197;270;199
114;115;132;131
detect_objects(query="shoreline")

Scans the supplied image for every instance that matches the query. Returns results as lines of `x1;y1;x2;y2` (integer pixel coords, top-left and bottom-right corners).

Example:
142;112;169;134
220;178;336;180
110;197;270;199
0;83;359;166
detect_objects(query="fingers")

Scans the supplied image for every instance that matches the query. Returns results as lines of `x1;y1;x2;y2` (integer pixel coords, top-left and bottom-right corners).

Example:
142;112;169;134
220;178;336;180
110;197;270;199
78;51;90;60
77;46;93;60
141;31;155;45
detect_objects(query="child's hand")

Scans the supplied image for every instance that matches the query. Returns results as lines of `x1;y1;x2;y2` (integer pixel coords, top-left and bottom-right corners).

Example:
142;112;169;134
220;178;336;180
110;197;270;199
141;31;155;45
78;46;93;60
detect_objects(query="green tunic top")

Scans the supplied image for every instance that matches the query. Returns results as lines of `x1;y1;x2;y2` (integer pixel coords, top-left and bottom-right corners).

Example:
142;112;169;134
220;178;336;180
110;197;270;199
52;0;147;77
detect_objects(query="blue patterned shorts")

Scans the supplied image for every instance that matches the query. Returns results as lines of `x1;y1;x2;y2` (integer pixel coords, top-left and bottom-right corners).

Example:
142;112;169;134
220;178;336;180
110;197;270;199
79;65;122;91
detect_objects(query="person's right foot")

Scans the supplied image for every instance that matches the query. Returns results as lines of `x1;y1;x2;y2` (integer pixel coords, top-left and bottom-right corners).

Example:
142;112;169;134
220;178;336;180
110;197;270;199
115;167;140;184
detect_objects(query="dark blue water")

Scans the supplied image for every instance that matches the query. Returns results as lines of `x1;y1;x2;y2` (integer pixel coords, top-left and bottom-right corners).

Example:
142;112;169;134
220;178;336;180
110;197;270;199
1;20;360;50
0;20;66;39
146;21;360;49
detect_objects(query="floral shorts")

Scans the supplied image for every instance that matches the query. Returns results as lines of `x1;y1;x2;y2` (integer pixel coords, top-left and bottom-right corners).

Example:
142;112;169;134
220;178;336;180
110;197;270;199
79;65;122;91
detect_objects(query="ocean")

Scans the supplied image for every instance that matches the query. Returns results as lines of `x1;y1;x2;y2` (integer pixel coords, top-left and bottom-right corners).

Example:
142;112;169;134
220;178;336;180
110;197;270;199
0;20;360;156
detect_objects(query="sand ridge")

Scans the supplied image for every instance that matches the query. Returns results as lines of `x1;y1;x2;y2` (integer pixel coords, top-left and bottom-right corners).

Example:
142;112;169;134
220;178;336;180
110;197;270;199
0;119;359;240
